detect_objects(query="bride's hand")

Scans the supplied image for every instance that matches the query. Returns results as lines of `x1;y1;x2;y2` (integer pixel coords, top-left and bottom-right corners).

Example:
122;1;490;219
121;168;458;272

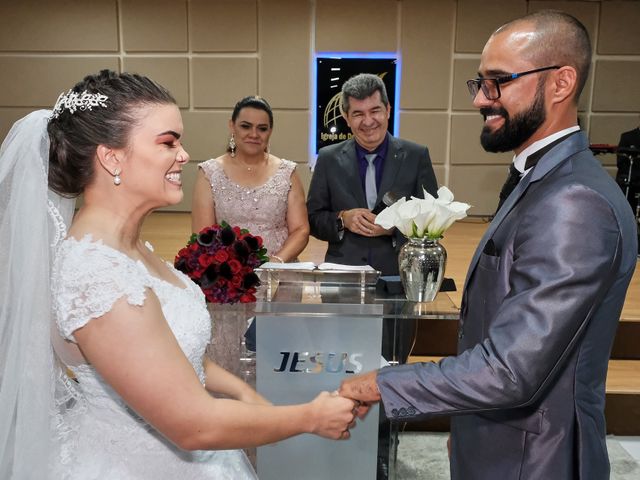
307;391;357;440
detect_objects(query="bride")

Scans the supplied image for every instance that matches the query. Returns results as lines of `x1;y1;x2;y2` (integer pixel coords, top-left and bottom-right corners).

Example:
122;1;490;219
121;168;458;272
0;70;357;479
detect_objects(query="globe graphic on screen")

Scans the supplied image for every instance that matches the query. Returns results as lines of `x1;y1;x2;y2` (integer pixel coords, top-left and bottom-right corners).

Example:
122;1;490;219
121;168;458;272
323;92;343;130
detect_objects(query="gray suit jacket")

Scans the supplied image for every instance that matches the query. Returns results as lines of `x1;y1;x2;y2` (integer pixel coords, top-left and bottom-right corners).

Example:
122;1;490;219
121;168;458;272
377;132;638;479
307;135;438;275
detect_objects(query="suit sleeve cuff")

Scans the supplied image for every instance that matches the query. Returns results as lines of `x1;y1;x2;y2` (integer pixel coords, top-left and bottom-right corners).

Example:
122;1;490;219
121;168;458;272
377;364;423;420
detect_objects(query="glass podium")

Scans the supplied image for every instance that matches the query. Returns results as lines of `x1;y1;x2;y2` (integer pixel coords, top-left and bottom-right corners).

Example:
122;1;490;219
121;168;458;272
252;269;459;480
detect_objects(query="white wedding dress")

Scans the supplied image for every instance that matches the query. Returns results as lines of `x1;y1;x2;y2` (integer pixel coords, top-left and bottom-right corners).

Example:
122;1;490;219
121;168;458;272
49;235;257;480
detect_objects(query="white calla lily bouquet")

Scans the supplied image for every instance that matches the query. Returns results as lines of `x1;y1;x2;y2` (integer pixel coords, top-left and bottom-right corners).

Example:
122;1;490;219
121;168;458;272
375;186;471;240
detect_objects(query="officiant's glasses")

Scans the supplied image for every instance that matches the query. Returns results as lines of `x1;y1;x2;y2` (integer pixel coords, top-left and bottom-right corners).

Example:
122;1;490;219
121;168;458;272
467;66;560;100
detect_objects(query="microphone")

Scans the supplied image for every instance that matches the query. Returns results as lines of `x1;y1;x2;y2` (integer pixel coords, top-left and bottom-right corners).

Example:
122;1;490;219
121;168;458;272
372;191;400;214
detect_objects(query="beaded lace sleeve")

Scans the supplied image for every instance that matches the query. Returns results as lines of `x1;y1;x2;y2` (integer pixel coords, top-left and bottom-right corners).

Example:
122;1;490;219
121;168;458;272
52;237;150;341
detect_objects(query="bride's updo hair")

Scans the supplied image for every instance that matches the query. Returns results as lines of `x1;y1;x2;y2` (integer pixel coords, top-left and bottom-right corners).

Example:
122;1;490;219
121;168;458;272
48;69;176;197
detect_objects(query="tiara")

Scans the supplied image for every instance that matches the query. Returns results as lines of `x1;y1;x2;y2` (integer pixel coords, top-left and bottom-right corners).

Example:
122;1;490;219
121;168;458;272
51;89;109;119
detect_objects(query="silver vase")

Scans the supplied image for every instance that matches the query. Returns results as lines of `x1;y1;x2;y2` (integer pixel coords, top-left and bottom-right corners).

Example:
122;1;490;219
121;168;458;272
398;237;447;302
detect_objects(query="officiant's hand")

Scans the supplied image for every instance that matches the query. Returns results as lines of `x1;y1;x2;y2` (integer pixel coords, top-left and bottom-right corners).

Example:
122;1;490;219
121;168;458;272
365;211;393;237
339;370;381;404
343;209;392;237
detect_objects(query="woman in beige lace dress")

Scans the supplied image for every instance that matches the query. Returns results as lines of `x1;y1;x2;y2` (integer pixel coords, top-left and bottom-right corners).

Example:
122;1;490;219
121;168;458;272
191;96;309;263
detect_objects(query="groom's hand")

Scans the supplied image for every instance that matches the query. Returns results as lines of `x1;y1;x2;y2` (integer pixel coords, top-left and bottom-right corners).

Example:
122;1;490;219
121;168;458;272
339;370;381;404
351;400;372;419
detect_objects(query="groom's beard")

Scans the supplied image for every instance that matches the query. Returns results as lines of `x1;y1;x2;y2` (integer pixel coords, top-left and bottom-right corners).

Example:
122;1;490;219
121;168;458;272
480;83;546;153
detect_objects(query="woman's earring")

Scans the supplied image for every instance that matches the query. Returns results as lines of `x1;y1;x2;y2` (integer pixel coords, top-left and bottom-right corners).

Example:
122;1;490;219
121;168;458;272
229;134;236;158
113;168;121;186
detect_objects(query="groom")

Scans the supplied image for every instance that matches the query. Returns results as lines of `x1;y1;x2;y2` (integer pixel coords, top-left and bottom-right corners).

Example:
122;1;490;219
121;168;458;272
341;10;637;479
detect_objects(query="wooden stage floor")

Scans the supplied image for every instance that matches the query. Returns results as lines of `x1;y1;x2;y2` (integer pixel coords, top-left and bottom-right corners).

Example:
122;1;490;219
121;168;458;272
142;212;639;321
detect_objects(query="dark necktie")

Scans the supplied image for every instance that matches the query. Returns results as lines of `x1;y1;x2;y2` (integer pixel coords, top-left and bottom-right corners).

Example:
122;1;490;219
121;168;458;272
496;164;521;213
495;130;580;214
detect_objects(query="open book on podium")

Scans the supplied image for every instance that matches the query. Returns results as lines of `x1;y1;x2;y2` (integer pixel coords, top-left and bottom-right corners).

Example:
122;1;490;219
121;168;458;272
256;262;380;297
259;261;377;272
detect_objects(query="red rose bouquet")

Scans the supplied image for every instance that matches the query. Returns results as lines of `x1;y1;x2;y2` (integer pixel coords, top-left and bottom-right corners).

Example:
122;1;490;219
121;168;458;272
174;221;268;304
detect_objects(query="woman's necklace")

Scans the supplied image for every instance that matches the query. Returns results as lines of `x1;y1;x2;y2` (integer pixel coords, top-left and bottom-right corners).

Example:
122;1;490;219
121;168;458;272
236;153;269;172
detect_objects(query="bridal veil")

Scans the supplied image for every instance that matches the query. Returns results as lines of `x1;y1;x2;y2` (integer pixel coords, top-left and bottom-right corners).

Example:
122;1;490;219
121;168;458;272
0;110;75;478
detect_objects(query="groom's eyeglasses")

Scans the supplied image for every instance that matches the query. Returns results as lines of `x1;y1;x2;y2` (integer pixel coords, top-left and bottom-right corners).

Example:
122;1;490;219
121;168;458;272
466;66;560;100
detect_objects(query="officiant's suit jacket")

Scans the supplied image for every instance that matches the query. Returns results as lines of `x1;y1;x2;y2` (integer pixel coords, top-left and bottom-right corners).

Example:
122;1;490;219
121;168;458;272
307;135;438;275
377;132;638;479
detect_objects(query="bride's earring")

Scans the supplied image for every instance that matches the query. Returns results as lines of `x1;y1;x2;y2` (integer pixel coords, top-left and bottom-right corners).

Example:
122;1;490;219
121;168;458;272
229;134;236;158
113;168;121;186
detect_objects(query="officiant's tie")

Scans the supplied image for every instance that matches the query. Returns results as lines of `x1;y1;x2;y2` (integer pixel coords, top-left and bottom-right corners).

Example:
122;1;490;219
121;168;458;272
496;163;521;213
365;153;378;210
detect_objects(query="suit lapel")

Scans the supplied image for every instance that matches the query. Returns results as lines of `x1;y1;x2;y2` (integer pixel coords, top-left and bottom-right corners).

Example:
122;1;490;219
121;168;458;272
462;172;533;291
339;139;367;207
378;135;403;203
463;132;590;292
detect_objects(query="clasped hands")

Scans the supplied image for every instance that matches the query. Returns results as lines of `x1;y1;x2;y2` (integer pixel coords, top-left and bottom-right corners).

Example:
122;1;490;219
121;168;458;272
318;370;381;440
342;208;392;237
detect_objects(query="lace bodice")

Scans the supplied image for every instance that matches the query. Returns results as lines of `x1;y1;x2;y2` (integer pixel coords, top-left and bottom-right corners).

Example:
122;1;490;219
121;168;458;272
199;158;295;255
49;236;256;479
